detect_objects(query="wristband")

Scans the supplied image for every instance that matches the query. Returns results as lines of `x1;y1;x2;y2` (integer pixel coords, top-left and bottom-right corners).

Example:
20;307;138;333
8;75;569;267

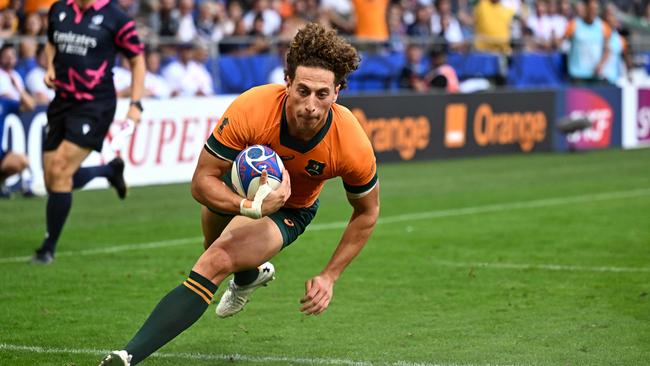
239;183;273;219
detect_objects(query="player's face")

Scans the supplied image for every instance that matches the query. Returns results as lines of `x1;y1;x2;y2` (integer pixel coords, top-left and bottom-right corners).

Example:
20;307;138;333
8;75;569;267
285;66;340;139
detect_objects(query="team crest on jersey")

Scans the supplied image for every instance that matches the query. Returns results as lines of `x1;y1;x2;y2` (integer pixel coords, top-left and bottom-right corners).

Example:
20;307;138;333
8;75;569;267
305;159;325;176
217;117;229;135
91;15;104;25
59;12;66;22
89;14;104;29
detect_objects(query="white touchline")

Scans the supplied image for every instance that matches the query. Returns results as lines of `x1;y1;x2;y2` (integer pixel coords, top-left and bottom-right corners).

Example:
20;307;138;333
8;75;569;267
431;260;650;273
0;343;518;366
1;187;649;268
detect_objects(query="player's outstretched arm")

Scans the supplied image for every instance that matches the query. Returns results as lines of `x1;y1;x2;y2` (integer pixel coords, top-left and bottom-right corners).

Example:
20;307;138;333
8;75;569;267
127;54;145;123
300;184;380;315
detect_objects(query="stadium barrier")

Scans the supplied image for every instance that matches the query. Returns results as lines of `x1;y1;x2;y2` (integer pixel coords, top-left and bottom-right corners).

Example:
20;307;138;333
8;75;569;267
622;84;650;149
0;85;643;193
553;86;623;152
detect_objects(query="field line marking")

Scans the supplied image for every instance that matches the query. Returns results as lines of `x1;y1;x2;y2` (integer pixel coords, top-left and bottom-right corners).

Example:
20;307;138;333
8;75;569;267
0;343;518;366
431;260;650;273
1;187;648;265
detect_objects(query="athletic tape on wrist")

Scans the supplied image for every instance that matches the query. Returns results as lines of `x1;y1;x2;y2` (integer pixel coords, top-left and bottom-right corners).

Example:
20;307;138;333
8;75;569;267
239;183;274;219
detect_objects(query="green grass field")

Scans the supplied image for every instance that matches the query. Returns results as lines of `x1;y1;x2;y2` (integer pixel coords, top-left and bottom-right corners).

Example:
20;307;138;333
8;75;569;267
1;148;649;366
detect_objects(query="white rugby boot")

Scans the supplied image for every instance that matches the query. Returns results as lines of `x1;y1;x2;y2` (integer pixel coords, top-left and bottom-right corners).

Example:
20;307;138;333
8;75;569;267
98;350;131;366
216;262;275;318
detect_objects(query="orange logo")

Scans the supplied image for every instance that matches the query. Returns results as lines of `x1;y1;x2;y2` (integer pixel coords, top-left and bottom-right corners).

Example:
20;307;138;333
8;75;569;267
352;108;430;160
284;218;295;227
445;104;467;148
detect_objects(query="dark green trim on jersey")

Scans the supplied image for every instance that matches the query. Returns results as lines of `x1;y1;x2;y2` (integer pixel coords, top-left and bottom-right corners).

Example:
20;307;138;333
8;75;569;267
280;100;333;153
344;172;378;194
206;134;240;161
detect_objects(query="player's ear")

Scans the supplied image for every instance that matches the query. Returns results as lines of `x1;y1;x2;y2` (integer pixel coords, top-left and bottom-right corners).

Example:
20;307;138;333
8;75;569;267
333;84;340;103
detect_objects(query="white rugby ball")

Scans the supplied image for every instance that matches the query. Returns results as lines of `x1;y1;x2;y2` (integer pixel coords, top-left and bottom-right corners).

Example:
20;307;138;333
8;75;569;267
231;145;284;199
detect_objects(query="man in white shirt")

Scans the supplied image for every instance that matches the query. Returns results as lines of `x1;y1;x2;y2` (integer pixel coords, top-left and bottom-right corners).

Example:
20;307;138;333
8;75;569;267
431;0;465;50
242;0;281;36
162;43;214;97
144;48;172;99
527;0;554;50
25;45;55;105
0;45;35;110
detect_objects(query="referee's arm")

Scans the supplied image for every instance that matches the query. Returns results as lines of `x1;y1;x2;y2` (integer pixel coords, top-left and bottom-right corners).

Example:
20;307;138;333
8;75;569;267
127;54;145;123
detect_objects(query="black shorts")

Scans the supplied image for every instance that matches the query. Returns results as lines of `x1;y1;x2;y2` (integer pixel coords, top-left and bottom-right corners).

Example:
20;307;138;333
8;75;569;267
43;96;117;152
207;200;320;249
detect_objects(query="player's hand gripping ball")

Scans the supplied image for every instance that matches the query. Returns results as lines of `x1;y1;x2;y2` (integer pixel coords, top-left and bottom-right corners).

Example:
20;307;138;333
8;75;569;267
231;145;284;199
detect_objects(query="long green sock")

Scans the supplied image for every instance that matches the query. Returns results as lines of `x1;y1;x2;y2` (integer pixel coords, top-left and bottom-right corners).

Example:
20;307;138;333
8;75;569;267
125;271;217;365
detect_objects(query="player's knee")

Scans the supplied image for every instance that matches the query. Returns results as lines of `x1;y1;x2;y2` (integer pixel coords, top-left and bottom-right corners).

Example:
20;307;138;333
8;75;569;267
48;155;74;178
195;245;235;281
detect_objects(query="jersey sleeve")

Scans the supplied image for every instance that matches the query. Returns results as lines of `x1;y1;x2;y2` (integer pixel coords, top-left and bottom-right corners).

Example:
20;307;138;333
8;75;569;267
114;11;144;58
339;121;378;199
47;1;62;44
342;146;378;199
204;96;253;161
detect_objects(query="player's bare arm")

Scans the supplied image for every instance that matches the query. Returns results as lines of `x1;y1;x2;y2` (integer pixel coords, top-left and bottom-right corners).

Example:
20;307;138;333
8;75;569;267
300;184;380;315
191;149;291;216
44;42;56;89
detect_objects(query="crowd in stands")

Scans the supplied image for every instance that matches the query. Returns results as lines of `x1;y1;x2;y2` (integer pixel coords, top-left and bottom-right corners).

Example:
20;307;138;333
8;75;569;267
0;0;647;101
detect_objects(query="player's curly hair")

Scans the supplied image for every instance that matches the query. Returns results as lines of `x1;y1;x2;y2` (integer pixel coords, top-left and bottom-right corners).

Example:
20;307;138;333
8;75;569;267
285;23;360;90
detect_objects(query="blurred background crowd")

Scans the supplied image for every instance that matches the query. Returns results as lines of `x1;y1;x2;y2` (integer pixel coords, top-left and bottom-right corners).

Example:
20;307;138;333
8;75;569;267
2;0;650;102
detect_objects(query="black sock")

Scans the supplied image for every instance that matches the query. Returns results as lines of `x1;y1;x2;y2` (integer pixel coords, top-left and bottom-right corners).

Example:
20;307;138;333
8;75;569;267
125;271;217;365
72;165;114;189
234;268;260;286
37;192;72;255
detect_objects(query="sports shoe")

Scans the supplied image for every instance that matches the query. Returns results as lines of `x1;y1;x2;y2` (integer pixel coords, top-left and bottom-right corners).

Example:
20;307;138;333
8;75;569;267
216;262;275;318
107;157;127;200
98;350;132;366
30;250;54;265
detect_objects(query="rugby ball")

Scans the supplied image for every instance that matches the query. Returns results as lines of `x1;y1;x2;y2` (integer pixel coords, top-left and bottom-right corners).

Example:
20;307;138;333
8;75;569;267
231;145;284;200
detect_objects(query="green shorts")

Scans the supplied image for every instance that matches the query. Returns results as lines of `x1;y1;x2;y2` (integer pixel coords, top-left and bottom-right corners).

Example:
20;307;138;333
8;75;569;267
207;200;319;248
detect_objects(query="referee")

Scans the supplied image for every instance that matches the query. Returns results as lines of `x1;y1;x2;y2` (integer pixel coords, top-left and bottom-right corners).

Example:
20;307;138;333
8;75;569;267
32;0;145;264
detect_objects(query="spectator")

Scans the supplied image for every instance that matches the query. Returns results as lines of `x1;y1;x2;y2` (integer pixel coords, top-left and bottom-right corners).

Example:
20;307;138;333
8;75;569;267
560;0;611;84
0;131;30;199
431;0;465;51
162;43;214;97
526;0;554;50
473;0;515;54
243;0;282;36
22;12;44;36
398;43;428;91
602;4;633;84
153;0;181;38
293;0;320;23
144;48;172;98
0;8;19;38
387;3;407;52
406;5;433;39
16;38;37;79
195;1;217;41
351;0;390;42
0;45;35;111
213;2;236;39
177;0;197;42
548;0;568;49
320;0;354;34
25;44;54;104
425;44;459;93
